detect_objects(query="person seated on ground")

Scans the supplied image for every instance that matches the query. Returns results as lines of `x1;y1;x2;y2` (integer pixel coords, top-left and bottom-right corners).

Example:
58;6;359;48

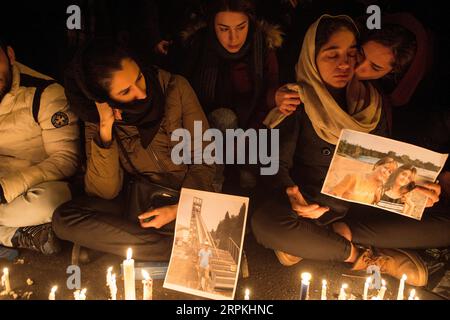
181;0;281;130
251;15;449;287
0;36;79;255
53;38;215;262
328;157;398;204
180;0;282;189
377;164;417;215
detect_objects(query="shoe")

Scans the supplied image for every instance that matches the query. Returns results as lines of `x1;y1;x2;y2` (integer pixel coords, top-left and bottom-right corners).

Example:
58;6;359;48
352;248;428;287
274;250;303;266
11;223;61;255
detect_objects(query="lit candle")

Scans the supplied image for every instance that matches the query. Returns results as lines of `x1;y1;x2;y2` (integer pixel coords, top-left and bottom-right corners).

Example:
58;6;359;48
338;283;348;300
363;277;371;300
123;248;136;300
408;289;416;300
321;280;327;300
244;288;250;300
48;286;57;300
80;288;87;300
106;267;113;288
110;274;117;300
1;268;11;293
377;280;387;300
397;274;407;300
299;273;311;300
142;270;153;300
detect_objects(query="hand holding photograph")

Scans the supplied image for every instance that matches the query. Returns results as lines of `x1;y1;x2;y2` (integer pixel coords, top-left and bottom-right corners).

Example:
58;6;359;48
163;188;249;300
322;130;448;220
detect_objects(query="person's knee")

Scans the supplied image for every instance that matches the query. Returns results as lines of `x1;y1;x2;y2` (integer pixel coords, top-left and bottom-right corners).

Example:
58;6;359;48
52;201;78;241
332;222;353;242
251;208;277;245
27;182;72;223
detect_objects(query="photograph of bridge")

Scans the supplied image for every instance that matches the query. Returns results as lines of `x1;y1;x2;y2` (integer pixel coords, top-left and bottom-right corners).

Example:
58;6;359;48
164;188;249;300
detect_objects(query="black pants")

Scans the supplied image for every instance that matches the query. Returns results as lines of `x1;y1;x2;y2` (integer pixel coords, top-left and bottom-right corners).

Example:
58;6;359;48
52;193;174;261
251;193;450;262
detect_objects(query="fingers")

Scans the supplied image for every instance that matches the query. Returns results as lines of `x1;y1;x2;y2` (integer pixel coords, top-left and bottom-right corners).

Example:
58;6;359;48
113;108;123;121
138;210;159;228
415;185;440;207
423;182;441;197
296;206;330;219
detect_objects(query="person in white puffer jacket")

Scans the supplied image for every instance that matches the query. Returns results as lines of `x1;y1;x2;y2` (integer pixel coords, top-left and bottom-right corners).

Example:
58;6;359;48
0;38;79;255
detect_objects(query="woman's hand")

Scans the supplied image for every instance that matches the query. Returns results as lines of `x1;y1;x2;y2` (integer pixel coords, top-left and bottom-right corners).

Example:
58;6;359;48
154;40;172;55
415;182;441;208
138;204;178;229
275;84;302;116
95;102;122;144
286;185;329;219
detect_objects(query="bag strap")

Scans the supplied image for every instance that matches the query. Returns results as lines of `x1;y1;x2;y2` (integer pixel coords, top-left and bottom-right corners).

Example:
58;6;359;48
20;73;56;124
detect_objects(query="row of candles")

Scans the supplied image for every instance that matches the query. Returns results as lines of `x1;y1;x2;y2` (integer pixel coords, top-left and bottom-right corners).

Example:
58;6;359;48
1;248;153;300
2;249;420;300
293;272;420;300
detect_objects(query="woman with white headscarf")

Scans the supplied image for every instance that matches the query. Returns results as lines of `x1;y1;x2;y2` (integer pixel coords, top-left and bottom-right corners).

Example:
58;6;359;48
252;15;447;287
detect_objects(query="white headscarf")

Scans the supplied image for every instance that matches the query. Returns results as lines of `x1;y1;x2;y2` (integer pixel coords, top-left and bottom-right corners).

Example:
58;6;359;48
265;15;382;145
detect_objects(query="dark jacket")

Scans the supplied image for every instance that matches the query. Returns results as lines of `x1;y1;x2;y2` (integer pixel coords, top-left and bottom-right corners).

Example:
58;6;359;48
265;106;389;224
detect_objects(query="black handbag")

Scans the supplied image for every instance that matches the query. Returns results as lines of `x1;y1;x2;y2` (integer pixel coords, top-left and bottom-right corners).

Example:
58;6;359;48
115;129;180;231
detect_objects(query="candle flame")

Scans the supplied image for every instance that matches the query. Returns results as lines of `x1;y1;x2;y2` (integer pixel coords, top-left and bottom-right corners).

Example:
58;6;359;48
127;248;132;260
51;286;58;292
381;279;386;287
107;266;113;273
322;280;327;286
142;270;150;280
245;288;250;295
409;289;416;298
401;274;407;281
81;288;87;294
301;272;312;282
3;267;8;274
342;283;348;289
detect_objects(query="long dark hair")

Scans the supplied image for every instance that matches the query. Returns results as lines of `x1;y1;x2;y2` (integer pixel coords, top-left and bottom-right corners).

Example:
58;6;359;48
206;0;256;26
74;38;139;103
315;16;359;58
362;24;417;78
384;164;417;191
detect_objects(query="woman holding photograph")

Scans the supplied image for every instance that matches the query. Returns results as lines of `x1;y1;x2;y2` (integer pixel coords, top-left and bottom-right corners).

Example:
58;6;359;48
252;15;448;287
329;157;397;204
378;164;417;215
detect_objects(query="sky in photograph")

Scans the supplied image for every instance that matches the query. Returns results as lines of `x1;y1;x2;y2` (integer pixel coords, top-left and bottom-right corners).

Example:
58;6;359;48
340;130;448;166
176;189;248;232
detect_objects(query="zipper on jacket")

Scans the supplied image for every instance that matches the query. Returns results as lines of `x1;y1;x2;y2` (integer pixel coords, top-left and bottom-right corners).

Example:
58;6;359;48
149;145;168;173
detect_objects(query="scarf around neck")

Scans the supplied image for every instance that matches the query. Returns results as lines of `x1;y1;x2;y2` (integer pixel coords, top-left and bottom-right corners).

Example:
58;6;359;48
295;14;382;145
194;21;264;127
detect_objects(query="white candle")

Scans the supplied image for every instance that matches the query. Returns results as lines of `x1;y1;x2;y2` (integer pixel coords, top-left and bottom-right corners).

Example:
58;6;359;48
1;268;11;293
73;290;80;300
110;274;117;300
142;270;153;300
48;286;57;300
408;289;416;300
338;283;348;300
377;280;387;300
123;248;136;300
397;274;407;300
244;288;250;300
106;267;113;288
363;277;371;300
80;288;87;300
321;280;327;300
299;273;311;300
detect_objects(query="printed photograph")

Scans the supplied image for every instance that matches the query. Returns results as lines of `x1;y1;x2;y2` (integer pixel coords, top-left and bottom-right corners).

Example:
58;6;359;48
322;130;448;220
163;188;249;300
